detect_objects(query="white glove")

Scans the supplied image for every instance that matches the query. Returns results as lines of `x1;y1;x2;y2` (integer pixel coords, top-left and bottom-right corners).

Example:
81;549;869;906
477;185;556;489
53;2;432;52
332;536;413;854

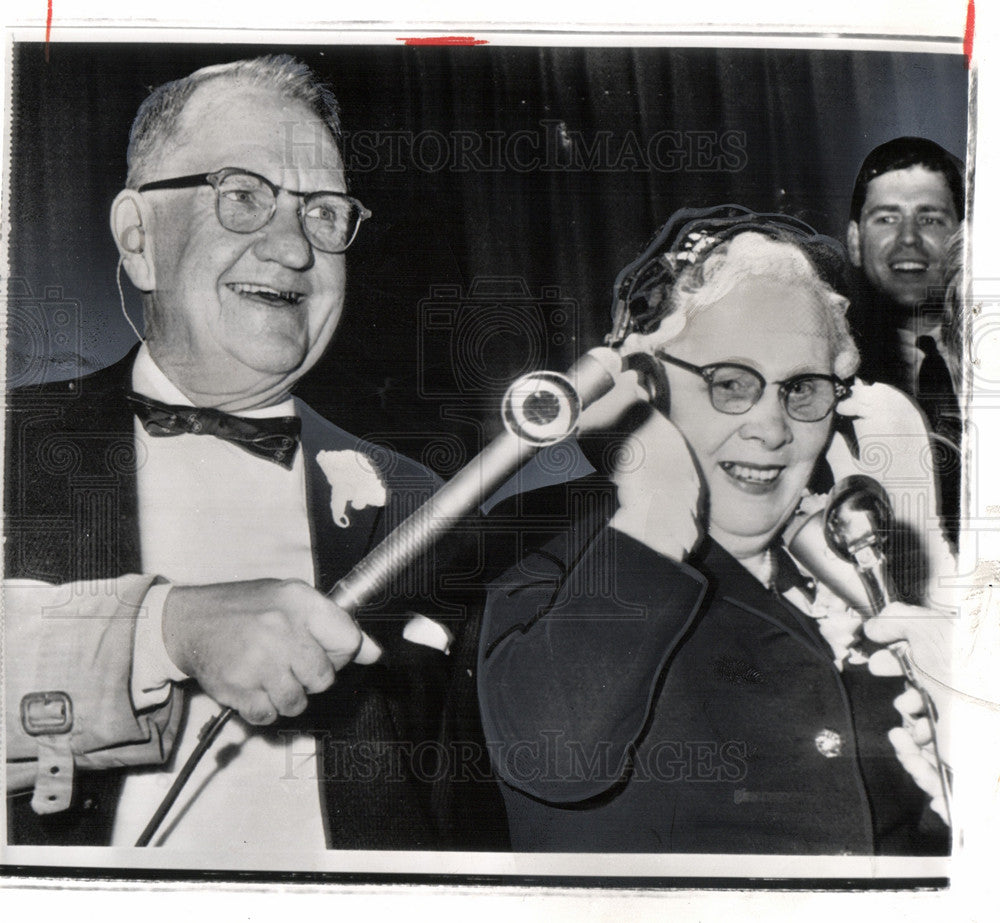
606;409;703;561
576;348;703;562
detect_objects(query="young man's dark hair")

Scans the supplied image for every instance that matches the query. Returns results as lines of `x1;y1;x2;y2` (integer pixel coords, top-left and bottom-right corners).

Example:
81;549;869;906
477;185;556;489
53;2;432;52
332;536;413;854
849;136;965;225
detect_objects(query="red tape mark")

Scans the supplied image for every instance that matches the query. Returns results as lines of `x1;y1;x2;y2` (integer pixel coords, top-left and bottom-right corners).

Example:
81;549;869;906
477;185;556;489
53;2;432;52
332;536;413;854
45;0;52;61
397;36;488;46
964;0;975;69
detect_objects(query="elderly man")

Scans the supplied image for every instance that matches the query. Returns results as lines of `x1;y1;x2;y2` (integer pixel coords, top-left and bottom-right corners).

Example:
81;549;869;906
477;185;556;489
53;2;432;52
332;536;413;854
5;56;472;850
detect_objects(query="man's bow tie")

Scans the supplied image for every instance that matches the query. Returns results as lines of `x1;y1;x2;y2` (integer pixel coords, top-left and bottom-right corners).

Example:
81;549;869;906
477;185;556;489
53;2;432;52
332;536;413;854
126;392;301;469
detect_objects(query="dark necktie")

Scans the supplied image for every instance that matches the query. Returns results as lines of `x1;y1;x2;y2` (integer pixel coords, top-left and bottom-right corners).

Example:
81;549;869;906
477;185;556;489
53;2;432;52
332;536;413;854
126;392;301;469
915;335;960;433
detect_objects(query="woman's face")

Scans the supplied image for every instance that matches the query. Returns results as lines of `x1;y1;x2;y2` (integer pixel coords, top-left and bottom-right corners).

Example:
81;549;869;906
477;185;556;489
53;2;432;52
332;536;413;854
662;277;836;559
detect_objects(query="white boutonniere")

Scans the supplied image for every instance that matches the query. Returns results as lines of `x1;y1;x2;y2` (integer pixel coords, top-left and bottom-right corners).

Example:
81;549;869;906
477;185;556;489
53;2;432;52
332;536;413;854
316;450;388;528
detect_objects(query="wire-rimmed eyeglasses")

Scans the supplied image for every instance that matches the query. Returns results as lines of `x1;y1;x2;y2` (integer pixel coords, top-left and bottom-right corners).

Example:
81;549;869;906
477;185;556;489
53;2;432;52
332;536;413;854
137;167;371;254
656;351;849;423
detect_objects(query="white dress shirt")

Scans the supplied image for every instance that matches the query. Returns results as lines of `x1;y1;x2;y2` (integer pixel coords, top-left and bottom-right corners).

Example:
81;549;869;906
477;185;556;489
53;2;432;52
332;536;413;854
110;346;326;850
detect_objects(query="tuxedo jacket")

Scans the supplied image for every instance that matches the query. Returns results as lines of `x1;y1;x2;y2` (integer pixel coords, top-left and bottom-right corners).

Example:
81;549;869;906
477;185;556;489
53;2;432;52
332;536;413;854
5;348;506;849
478;482;948;855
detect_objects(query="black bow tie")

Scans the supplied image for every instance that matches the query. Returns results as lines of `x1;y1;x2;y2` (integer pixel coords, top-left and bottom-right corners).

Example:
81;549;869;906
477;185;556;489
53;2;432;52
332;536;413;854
126;392;301;469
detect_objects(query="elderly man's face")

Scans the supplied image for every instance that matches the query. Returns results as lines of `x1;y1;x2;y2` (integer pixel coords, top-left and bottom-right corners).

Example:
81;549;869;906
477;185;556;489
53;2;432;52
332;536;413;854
140;81;347;409
662;279;835;558
848;165;958;311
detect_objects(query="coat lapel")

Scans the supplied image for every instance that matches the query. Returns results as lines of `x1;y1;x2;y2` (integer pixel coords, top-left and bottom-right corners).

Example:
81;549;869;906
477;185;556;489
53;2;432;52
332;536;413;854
296;400;384;597
694;539;835;662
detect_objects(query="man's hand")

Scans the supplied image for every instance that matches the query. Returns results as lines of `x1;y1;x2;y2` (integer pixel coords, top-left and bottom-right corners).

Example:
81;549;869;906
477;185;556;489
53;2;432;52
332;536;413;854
866;601;955;777
162;579;381;725
887;723;949;825
865;600;953;688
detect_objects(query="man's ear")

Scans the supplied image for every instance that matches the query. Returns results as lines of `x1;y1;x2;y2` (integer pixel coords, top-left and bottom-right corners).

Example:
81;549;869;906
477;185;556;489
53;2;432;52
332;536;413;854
110;190;155;291
846;220;862;268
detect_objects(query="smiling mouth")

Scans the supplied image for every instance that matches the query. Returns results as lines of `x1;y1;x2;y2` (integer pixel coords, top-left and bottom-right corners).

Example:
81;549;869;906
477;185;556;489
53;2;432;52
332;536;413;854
888;260;929;273
227;283;305;306
720;461;784;486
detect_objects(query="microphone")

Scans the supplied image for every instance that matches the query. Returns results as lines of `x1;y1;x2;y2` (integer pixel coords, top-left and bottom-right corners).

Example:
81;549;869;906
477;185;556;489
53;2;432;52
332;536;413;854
330;346;624;613
137;346;631;845
500;347;623;446
789;474;952;823
822;475;897;615
783;500;876;620
787;475;918;682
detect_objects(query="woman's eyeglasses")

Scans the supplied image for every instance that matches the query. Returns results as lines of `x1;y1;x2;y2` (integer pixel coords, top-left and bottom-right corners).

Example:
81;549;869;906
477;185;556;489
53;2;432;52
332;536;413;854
656;351;849;422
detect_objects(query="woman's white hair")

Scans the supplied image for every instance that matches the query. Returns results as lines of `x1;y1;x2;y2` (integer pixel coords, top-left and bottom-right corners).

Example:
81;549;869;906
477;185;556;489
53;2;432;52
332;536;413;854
126;55;342;188
632;231;860;380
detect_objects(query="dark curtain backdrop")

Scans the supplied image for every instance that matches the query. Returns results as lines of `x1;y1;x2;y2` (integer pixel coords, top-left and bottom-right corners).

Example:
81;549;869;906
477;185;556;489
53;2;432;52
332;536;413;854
7;43;968;469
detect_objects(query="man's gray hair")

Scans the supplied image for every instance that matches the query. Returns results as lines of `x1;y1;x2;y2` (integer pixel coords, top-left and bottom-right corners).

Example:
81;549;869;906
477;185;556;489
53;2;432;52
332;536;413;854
126;55;342;188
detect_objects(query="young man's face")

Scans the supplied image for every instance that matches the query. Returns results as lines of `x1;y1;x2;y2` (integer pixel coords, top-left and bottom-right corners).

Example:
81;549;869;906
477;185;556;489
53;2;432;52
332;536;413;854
848;165;959;311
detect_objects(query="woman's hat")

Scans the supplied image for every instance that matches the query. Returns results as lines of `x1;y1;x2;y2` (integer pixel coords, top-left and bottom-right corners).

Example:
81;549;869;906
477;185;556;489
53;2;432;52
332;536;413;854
607;204;848;346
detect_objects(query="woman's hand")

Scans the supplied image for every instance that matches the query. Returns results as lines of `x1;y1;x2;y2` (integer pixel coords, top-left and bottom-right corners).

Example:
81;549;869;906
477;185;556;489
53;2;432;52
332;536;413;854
575;346;703;562
606;409;703;561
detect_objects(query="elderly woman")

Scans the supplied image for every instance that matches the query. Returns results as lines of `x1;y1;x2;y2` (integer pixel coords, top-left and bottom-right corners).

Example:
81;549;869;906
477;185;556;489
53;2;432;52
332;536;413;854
477;207;950;855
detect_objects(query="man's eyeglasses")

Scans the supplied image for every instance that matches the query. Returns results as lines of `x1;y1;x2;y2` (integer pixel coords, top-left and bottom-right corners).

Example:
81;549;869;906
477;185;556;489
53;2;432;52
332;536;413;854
137;167;372;254
656;351;849;423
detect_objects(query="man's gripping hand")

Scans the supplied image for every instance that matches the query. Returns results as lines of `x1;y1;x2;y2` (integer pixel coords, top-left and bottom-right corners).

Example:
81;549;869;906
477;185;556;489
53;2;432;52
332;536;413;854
162;579;381;725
